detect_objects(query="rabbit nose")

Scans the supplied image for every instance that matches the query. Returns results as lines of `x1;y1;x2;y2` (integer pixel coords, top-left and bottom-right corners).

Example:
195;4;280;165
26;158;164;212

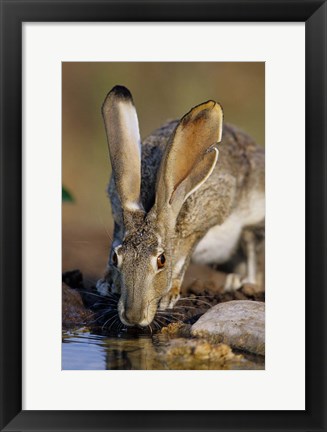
123;309;144;326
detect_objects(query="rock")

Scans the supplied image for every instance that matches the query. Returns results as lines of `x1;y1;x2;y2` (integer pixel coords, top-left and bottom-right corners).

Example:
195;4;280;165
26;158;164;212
191;300;265;355
160;322;192;338
158;338;245;370
62;283;93;329
165;339;235;361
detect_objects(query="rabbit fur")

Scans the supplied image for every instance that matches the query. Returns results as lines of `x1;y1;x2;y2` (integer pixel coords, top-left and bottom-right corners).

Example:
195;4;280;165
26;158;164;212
97;85;265;327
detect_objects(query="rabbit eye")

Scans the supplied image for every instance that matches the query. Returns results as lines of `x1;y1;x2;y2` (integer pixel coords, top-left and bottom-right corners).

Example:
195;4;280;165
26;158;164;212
157;253;166;269
112;251;118;267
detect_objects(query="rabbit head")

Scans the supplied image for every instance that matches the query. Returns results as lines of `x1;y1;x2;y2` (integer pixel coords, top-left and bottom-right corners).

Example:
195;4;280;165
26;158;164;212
102;85;223;327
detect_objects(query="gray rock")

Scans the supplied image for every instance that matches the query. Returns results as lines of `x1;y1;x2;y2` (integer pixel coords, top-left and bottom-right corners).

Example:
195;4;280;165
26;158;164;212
191;300;265;355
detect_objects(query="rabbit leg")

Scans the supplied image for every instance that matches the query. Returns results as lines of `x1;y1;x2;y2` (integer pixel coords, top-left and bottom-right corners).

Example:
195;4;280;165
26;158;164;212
159;281;181;310
223;273;243;292
223;229;257;292
96;278;111;296
96;268;121;296
242;229;257;284
159;253;191;310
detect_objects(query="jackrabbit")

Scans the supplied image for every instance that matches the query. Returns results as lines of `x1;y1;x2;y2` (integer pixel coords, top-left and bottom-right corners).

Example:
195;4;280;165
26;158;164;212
97;85;265;327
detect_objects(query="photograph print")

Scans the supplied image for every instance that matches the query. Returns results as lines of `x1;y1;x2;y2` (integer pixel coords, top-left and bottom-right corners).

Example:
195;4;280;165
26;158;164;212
62;62;265;370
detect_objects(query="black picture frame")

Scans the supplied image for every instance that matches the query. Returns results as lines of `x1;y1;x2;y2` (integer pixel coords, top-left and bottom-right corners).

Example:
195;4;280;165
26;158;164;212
0;1;326;431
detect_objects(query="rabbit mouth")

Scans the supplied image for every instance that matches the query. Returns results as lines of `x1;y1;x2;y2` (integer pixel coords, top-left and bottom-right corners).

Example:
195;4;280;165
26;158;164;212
119;307;155;328
120;313;152;328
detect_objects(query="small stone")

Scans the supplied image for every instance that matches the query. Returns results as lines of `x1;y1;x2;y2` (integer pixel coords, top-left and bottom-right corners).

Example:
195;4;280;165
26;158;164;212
160;338;242;369
191;300;265;355
160;322;191;338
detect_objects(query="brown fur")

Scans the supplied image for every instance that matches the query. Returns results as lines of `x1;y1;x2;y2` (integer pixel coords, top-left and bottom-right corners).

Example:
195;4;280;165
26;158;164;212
99;86;265;327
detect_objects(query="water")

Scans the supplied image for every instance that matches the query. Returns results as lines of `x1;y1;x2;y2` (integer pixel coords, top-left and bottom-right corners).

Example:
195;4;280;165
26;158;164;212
62;330;169;370
62;329;264;370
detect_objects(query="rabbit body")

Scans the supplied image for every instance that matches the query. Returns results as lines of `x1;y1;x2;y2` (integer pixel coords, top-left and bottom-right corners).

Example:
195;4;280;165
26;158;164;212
99;86;264;326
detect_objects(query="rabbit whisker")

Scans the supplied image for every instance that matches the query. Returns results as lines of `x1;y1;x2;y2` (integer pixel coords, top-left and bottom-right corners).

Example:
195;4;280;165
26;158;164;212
102;313;119;331
178;298;213;307
156;315;174;326
156;310;185;318
77;290;116;300
108;317;120;333
154;317;166;327
152;319;162;330
91;309;117;325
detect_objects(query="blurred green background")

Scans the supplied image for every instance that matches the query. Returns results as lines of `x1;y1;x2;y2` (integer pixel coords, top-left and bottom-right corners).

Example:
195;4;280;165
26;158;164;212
62;62;264;279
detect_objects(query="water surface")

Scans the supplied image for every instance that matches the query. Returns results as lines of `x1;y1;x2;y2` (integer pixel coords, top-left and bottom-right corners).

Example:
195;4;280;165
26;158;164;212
62;330;169;370
62;329;264;370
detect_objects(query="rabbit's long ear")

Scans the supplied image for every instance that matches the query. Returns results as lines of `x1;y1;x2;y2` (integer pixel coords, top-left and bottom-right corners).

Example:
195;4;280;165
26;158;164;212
155;100;223;217
102;86;142;213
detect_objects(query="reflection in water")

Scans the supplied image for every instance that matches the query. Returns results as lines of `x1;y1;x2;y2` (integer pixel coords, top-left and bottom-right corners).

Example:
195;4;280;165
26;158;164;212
62;329;265;370
62;331;167;370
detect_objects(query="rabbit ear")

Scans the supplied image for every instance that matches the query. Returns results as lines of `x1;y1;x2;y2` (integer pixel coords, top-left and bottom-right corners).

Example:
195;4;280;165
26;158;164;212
155;100;223;216
102;86;143;214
